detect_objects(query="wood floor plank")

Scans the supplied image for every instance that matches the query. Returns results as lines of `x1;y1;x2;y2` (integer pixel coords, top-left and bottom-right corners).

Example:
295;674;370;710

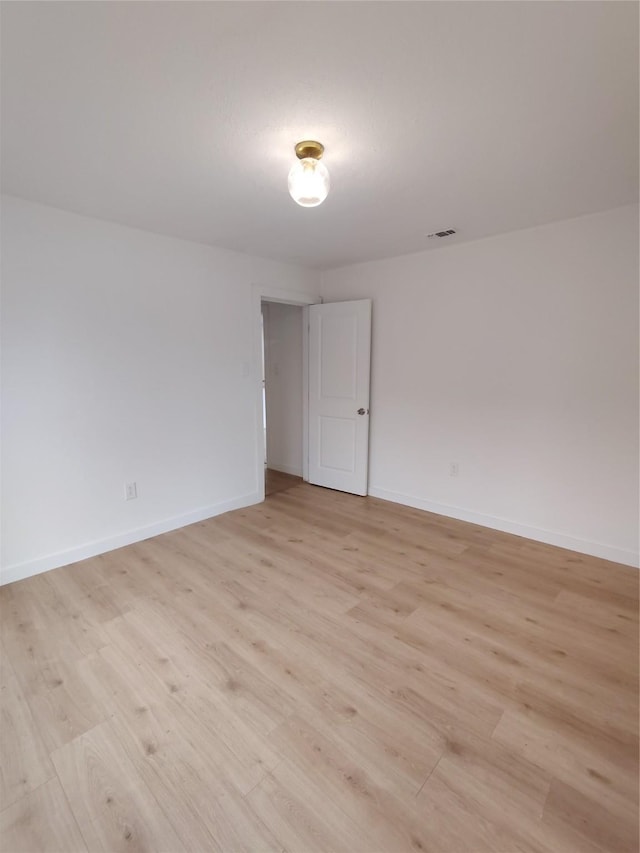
0;640;14;691
51;720;187;853
416;767;596;853
422;727;553;819
0;777;87;853
23;668;106;754
308;674;444;797
553;588;639;638
542;777;638;853
1;482;638;851
492;710;638;823
268;712;434;852
1;671;54;809
247;766;366;853
111;697;288;853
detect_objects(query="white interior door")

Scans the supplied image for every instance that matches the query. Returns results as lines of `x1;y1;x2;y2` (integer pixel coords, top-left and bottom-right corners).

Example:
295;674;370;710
308;299;371;496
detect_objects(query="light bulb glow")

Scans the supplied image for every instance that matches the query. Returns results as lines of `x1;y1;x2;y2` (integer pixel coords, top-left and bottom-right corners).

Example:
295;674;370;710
288;157;330;207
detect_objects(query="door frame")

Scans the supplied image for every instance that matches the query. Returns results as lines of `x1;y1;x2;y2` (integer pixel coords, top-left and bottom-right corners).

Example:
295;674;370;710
252;284;321;501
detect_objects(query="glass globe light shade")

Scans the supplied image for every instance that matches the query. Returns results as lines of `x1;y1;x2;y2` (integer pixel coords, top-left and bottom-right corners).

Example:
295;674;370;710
288;157;330;207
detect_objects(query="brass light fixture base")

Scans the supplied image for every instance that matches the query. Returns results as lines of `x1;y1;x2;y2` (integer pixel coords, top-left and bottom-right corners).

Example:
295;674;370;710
295;140;324;161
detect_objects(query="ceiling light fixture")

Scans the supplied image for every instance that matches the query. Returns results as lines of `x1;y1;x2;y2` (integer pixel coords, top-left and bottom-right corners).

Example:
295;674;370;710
288;140;329;208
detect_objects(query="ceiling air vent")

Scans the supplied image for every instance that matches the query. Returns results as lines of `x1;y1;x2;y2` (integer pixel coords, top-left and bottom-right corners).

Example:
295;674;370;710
427;228;456;239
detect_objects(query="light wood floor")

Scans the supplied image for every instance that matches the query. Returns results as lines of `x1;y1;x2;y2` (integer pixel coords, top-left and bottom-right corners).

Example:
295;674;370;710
1;484;638;853
265;468;302;497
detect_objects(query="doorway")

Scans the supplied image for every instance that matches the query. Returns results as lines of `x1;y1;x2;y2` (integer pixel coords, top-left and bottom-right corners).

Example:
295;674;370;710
261;300;305;496
252;286;319;502
251;286;372;502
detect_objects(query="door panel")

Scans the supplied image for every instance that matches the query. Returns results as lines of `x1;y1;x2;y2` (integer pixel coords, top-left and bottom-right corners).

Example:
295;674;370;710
308;299;371;495
319;314;358;398
319;416;356;472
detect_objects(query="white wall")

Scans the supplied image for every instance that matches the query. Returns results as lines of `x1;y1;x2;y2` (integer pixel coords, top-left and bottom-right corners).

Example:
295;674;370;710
263;302;303;476
3;198;637;581
1;196;320;583
320;205;640;566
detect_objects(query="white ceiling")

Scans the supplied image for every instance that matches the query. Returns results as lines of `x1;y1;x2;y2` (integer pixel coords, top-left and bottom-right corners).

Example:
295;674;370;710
1;2;638;270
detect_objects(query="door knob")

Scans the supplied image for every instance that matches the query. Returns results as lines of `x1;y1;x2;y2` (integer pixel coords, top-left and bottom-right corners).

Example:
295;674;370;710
357;408;369;415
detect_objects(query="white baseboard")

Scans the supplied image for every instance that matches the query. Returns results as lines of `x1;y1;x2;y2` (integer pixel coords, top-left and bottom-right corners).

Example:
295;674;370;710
0;491;261;587
267;462;302;477
368;486;639;568
5;485;636;586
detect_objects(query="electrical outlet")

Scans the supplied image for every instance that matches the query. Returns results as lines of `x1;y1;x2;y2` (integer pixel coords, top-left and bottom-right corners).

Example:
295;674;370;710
125;481;137;501
449;462;459;478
